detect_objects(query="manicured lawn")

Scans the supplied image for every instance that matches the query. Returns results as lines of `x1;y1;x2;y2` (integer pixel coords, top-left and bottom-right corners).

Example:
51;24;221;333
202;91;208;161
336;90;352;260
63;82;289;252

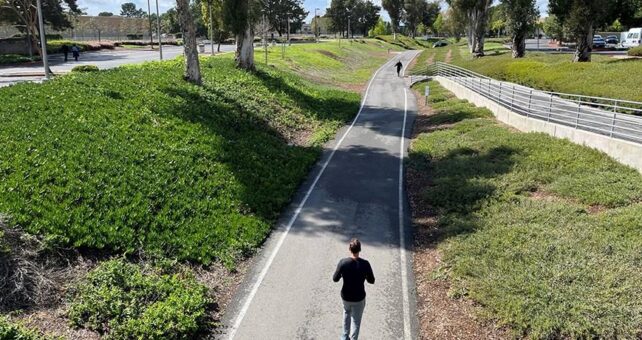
0;57;360;266
410;81;642;338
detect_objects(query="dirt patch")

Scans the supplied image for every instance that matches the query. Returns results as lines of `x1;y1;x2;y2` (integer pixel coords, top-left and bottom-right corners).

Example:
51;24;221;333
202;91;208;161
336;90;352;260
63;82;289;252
445;49;453;63
528;189;609;215
407;90;510;339
317;50;341;61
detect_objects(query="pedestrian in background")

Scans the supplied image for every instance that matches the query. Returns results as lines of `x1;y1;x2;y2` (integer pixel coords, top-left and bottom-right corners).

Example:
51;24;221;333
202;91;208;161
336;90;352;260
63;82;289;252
333;238;375;340
395;60;403;77
71;44;80;62
61;43;69;62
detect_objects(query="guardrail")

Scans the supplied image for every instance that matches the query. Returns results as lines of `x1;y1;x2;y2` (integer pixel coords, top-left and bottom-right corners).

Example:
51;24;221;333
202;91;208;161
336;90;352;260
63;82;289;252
423;62;642;144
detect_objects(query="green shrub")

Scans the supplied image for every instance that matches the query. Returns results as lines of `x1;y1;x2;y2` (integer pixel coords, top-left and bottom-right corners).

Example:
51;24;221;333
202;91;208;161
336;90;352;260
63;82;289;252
0;57;359;266
68;259;210;339
0;54;38;65
627;46;642;57
71;65;99;73
0;316;49;340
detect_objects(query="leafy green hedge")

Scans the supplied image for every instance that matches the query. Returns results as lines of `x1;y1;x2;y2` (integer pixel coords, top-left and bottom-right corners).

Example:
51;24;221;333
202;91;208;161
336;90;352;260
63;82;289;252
0;54;39;65
0;316;49;340
71;65;99;73
0;57;359;265
410;81;642;338
47;40;115;54
628;46;642;57
68;259;210;339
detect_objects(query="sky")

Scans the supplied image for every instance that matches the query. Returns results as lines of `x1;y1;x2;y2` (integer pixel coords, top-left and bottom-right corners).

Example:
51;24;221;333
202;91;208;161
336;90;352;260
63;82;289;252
77;0;550;21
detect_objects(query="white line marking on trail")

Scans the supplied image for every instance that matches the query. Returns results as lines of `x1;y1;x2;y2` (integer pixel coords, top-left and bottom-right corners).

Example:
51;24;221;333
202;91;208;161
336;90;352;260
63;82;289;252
400;88;411;340
226;56;398;340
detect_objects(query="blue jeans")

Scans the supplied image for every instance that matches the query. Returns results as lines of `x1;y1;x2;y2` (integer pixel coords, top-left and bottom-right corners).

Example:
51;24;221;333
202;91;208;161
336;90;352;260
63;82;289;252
341;299;366;340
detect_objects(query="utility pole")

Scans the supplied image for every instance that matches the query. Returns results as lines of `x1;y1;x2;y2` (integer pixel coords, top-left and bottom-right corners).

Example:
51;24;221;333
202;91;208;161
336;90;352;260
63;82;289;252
155;0;163;60
36;0;50;79
147;0;154;48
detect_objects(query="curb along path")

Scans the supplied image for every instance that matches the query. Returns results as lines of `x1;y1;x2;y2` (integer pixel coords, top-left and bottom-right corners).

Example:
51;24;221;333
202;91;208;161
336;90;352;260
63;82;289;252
223;50;422;340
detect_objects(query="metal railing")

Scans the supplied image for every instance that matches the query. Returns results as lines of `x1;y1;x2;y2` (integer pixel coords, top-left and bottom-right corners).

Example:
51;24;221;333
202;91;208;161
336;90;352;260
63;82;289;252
424;62;642;144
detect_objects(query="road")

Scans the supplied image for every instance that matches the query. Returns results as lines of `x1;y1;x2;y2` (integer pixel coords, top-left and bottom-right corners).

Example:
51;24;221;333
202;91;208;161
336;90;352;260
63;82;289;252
513;39;628;55
0;44;236;87
222;50;422;340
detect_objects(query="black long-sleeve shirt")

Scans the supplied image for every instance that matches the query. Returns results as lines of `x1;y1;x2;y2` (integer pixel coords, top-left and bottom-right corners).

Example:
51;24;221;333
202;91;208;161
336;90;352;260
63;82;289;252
333;257;375;302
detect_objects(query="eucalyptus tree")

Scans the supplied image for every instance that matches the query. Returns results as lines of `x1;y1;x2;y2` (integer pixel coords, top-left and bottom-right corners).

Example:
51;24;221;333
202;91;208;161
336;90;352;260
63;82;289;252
501;0;538;58
176;0;201;84
447;0;493;57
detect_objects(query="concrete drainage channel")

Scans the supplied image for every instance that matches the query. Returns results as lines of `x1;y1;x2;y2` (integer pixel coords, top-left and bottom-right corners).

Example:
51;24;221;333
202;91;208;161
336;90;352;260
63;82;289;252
419;62;642;173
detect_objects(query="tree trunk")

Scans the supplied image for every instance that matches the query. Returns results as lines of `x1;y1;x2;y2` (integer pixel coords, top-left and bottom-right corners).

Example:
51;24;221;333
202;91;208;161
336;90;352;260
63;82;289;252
512;32;526;58
176;0;201;84
573;25;592;62
236;25;255;70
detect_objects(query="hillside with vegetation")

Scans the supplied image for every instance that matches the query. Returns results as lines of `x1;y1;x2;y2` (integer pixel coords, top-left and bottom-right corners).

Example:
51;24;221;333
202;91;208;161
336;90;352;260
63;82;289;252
0;40;398;339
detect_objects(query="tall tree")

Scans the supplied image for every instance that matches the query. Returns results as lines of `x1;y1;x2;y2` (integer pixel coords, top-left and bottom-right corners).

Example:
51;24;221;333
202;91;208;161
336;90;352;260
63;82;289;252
223;0;257;70
161;7;181;34
422;1;440;29
502;0;538;58
549;0;605;62
263;0;307;40
447;0;493;57
382;0;403;38
201;0;228;52
354;0;380;36
0;0;80;56
403;0;426;37
176;0;201;84
98;11;113;16
442;7;465;42
121;2;145;17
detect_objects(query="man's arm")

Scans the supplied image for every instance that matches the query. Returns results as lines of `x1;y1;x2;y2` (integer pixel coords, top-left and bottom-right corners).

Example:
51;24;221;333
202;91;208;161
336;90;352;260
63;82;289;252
366;262;375;284
333;260;342;282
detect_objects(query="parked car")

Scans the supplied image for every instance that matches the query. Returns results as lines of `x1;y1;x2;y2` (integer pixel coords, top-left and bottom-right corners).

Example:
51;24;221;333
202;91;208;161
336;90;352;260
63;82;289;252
592;35;606;48
622;28;642;48
432;40;448;48
605;35;619;45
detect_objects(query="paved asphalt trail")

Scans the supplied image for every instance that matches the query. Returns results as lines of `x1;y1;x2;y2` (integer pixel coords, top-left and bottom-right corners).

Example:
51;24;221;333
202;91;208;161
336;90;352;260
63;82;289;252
222;50;422;340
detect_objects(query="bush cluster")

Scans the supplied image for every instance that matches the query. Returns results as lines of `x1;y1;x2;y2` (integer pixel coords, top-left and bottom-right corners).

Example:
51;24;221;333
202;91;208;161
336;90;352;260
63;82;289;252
627;46;642;57
0;54;39;65
0;316;49;340
0;57;358;265
68;259;210;339
71;65;99;73
46;40;116;54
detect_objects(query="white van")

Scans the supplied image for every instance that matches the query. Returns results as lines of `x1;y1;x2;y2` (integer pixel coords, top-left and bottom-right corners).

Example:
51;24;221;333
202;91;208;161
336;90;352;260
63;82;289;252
622;28;642;48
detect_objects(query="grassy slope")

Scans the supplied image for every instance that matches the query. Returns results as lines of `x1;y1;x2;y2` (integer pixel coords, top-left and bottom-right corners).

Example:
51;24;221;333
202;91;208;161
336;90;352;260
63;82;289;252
258;39;403;87
412;41;642;102
410;81;642;338
0;56;363;266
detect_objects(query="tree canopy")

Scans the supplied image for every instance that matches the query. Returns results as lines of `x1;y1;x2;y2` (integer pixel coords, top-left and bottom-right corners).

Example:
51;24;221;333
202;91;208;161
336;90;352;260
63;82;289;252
120;2;145;18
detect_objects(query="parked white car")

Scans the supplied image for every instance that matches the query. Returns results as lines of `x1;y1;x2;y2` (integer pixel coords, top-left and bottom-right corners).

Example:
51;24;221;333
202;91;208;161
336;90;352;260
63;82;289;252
622;28;642;48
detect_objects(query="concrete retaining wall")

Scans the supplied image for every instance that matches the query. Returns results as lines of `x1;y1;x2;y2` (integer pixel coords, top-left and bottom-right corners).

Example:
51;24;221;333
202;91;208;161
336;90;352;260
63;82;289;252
435;76;642;173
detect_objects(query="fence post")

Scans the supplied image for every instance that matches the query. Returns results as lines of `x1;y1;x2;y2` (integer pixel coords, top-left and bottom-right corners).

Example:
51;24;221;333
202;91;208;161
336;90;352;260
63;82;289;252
575;99;581;128
499;82;502;101
610;100;618;137
527;89;533;117
548;94;553;122
510;84;515;110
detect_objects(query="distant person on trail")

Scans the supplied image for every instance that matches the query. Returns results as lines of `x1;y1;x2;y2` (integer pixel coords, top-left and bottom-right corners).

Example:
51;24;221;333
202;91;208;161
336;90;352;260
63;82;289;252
61;44;69;62
395;60;403;77
71;44;80;62
333;238;375;340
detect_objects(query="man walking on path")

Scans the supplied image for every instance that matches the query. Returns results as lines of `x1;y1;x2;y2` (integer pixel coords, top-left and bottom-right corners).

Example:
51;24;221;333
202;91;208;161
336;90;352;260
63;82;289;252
395;60;403;77
333;239;375;340
61;44;69;62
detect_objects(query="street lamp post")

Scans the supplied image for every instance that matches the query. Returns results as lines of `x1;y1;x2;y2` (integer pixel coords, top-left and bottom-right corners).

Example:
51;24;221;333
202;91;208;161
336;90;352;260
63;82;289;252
36;0;50;80
155;0;163;60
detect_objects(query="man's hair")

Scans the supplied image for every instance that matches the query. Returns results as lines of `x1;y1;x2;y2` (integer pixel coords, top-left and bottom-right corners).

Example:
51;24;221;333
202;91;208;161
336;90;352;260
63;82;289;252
349;238;361;254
